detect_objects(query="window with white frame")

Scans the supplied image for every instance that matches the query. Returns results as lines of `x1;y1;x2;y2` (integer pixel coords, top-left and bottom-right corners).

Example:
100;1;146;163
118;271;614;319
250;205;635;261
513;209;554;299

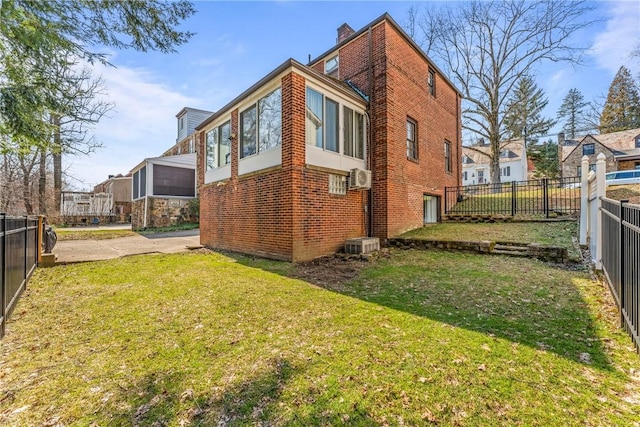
306;87;339;153
343;106;365;159
501;166;511;177
132;166;146;200
206;121;231;170
325;55;339;77
305;85;367;163
240;87;282;159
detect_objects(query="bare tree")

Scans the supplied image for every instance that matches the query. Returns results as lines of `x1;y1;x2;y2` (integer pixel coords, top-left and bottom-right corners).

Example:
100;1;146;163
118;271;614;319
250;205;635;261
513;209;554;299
48;59;113;213
408;1;596;183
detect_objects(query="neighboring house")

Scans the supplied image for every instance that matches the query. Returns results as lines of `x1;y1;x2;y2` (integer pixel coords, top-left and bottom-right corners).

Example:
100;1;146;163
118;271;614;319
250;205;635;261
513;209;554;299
60;191;113;225
461;139;528;185
130;107;212;229
93;174;132;223
196;13;462;262
560;128;640;178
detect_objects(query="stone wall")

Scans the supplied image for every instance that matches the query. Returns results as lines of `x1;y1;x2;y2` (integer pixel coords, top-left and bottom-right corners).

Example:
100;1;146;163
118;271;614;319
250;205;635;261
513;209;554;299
131;197;197;230
387;237;568;263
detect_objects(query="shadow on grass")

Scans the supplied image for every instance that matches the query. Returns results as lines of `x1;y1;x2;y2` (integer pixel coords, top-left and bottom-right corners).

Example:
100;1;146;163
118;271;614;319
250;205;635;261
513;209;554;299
230;249;615;372
104;357;377;426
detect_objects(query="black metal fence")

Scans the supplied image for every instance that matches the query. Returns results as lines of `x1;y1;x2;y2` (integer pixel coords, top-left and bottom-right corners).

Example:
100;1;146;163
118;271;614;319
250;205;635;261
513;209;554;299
1;214;40;338
601;199;640;353
444;176;581;217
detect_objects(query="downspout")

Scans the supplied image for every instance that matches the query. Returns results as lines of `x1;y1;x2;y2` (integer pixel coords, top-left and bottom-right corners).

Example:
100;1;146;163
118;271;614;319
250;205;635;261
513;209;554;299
143;163;148;228
367;25;374;238
143;195;148;228
457;94;461;187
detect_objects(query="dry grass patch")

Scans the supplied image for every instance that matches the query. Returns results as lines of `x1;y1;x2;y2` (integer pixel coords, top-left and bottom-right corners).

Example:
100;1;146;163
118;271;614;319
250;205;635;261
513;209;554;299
0;250;638;426
55;228;137;241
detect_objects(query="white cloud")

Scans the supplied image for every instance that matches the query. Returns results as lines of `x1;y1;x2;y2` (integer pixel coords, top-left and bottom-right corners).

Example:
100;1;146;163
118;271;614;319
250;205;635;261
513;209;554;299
65;63;201;189
591;1;640;74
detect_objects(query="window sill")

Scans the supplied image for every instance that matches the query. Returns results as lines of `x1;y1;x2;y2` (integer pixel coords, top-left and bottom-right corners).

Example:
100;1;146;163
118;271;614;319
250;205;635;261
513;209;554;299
407;157;420;164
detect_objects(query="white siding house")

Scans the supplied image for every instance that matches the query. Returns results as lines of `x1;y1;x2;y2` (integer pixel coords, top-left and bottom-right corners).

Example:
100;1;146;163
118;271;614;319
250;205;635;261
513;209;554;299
176;107;214;143
462;139;528;185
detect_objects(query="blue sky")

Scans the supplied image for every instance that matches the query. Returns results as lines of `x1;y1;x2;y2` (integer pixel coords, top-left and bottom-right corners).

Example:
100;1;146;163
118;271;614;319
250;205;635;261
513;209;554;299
69;0;640;189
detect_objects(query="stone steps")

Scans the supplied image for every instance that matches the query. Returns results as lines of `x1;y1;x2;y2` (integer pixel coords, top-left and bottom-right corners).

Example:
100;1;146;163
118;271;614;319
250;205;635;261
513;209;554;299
492;243;529;257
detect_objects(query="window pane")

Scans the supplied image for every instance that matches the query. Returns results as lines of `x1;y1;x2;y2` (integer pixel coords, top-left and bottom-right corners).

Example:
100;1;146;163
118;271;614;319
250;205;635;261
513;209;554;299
259;87;282;152
344;106;354;157
444;141;451;173
133;171;139;199
325;98;339;152
407;120;417;159
240;105;257;158
152;165;195;197
140;166;146;197
206;128;218;170
219;121;231;166
355;112;365;159
306;88;323;148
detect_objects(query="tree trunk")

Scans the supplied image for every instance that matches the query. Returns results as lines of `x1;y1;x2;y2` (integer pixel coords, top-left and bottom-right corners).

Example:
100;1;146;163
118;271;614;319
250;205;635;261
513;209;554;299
52;115;62;214
22;166;34;215
39;148;47;214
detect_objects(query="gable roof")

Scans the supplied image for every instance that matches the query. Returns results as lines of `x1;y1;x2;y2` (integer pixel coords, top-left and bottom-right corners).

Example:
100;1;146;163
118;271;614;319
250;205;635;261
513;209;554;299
561;128;640;161
461;139;526;165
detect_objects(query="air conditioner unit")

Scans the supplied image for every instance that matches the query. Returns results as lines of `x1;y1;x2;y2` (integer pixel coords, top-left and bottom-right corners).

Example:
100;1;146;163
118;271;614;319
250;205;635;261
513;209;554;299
349;168;372;190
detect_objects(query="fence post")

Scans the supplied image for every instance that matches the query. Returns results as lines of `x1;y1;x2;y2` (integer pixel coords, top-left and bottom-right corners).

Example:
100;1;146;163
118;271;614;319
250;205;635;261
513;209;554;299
579;156;589;246
620;200;627;329
444;187;449;214
511;181;516;216
595;153;606;270
543;178;549;218
1;214;5;338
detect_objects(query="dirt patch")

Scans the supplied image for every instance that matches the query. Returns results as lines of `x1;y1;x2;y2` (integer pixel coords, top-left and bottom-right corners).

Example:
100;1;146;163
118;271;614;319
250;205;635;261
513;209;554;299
291;253;381;290
607;184;640;204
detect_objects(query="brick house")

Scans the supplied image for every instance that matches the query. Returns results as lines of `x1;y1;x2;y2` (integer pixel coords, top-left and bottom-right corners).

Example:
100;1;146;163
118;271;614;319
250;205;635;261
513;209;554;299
561;128;640;177
196;13;462;261
130;107;212;229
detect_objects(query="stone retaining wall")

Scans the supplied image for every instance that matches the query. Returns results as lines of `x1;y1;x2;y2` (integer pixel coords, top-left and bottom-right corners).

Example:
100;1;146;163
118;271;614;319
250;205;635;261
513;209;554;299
387;238;568;263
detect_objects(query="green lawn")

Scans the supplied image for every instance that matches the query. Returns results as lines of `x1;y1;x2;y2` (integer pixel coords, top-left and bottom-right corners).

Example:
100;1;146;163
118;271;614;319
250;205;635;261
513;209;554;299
401;221;577;247
55;228;137;241
448;187;580;217
1;250;638;426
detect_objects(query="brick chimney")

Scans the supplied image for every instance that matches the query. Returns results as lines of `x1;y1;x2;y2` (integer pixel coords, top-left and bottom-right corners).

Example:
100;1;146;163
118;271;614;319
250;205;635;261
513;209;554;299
337;23;355;44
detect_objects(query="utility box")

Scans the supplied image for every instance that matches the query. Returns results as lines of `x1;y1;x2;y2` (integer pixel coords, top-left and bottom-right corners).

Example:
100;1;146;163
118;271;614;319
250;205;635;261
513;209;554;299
345;237;380;254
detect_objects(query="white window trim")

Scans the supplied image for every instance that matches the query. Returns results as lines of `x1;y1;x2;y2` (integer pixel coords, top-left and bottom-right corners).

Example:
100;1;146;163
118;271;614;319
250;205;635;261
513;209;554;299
304;82;367;172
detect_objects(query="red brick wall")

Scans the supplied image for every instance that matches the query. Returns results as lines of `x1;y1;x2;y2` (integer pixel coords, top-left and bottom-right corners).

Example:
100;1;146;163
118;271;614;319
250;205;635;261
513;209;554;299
199;17;462;260
315;21;461;238
382;23;460;236
199;70;366;261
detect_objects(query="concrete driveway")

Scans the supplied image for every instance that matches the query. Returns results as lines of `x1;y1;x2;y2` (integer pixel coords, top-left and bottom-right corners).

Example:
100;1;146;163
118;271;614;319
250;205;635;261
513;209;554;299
54;229;202;263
